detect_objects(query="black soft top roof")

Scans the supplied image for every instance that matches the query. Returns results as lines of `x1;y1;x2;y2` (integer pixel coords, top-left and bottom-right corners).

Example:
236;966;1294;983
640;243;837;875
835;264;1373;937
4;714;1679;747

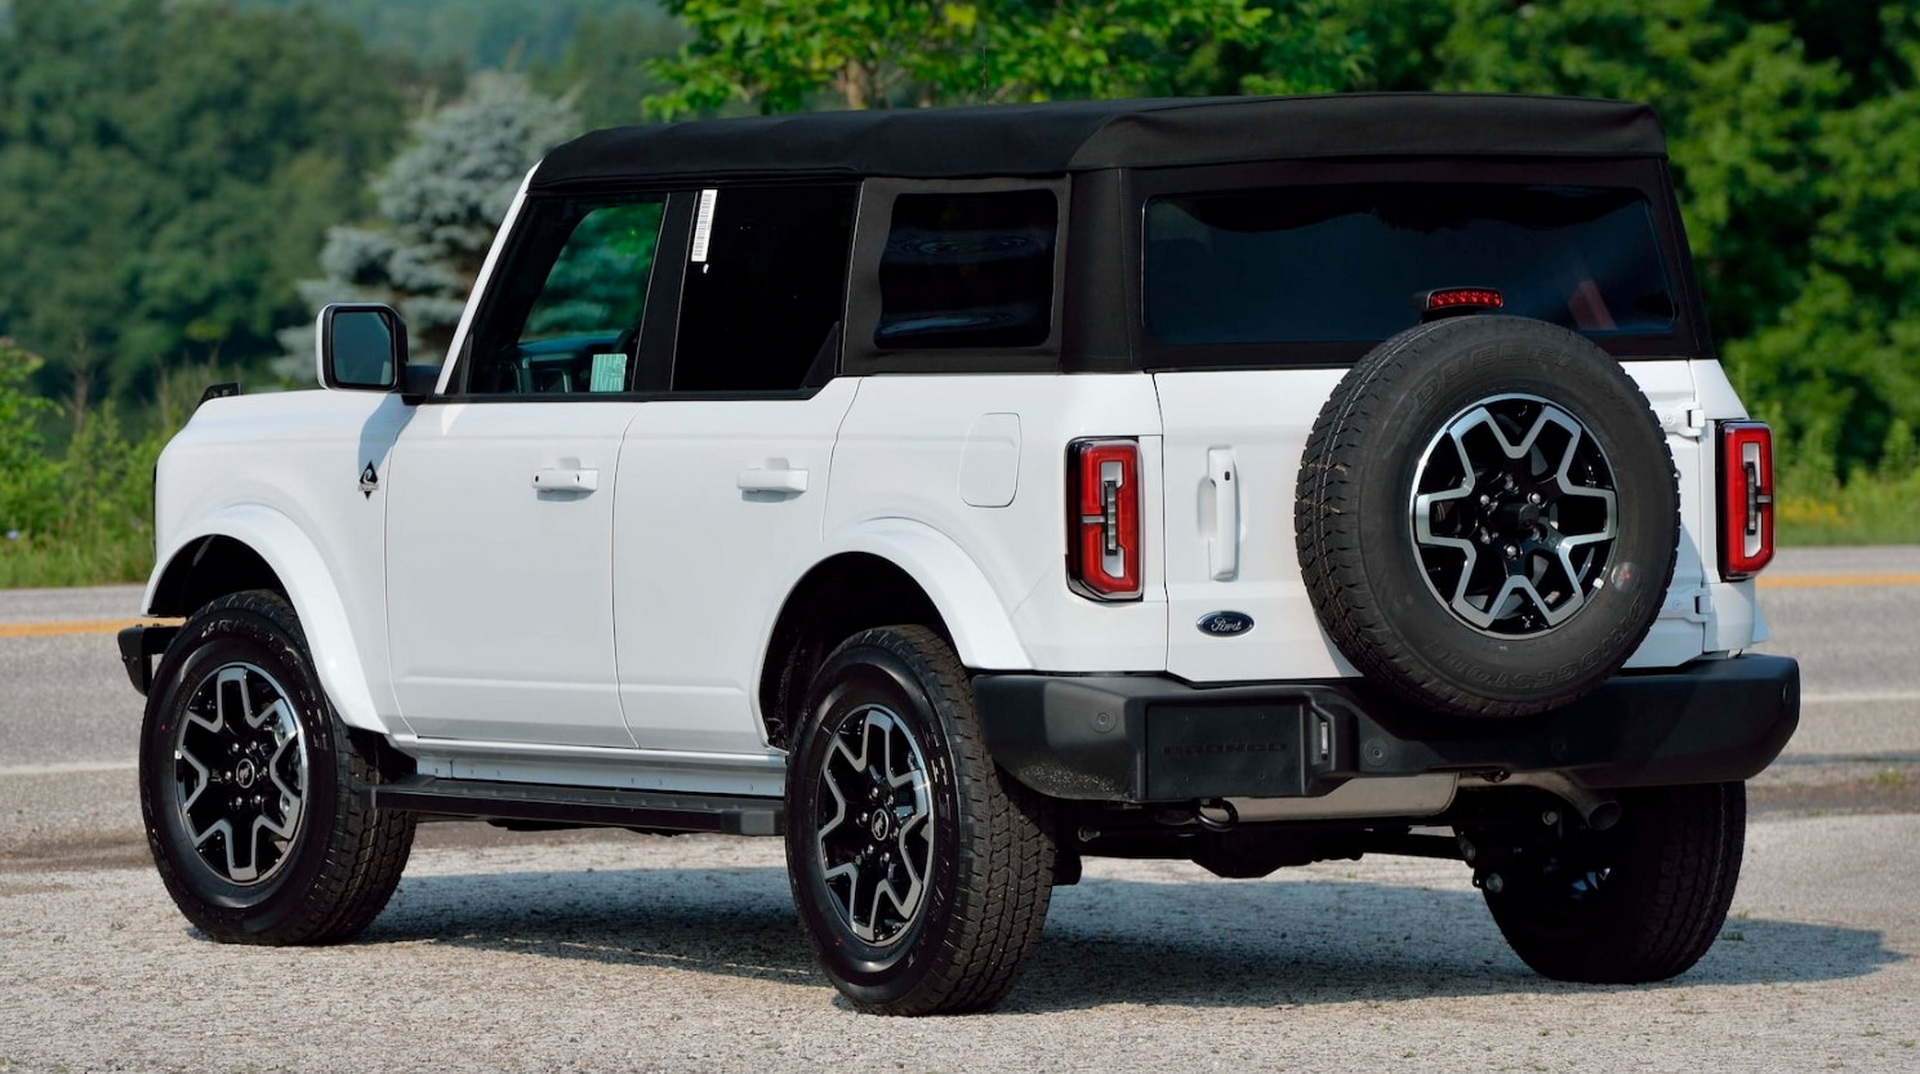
532;93;1666;189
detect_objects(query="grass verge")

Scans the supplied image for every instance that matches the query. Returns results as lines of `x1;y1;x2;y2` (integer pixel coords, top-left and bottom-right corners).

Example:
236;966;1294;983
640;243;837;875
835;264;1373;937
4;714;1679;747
0;533;154;589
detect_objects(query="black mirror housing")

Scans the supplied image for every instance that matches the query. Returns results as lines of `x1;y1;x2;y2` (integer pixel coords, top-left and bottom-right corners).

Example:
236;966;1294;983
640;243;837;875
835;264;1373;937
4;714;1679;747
318;304;408;392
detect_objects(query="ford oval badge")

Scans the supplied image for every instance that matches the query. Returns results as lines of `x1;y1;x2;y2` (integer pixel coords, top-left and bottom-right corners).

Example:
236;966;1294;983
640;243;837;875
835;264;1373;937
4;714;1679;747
1197;611;1254;637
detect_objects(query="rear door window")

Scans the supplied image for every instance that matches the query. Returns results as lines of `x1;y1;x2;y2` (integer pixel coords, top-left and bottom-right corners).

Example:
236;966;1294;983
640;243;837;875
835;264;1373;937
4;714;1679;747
671;184;858;393
1144;183;1676;347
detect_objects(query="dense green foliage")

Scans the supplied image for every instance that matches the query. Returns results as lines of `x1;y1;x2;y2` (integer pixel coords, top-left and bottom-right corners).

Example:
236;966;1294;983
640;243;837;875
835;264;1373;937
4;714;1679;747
286;73;579;365
0;0;1916;586
644;1;1363;115
236;0;664;68
0;0;421;406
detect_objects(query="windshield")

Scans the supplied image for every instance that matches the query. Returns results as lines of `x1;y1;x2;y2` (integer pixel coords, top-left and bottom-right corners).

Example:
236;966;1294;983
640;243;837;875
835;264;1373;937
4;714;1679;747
1144;183;1676;347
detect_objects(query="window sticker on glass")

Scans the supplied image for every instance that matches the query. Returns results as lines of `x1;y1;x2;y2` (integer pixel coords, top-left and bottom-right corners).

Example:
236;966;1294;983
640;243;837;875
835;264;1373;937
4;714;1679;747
691;188;719;263
589;352;627;393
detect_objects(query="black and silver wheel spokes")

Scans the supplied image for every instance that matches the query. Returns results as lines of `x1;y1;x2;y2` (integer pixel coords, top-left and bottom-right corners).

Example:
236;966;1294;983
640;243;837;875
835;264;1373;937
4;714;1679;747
1412;394;1618;636
815;705;934;946
173;664;307;885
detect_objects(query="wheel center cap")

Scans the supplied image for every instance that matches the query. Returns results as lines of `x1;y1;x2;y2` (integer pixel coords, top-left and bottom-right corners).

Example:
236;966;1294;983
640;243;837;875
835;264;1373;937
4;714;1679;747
235;759;258;789
868;810;893;842
1493;498;1542;533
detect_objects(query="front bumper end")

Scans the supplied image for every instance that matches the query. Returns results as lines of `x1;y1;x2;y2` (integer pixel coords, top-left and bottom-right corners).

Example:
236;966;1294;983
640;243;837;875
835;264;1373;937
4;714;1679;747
974;654;1799;803
118;623;179;697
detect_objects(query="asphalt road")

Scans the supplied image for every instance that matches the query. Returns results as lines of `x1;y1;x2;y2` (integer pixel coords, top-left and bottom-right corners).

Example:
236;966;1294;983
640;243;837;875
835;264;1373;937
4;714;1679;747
1;548;1917;1071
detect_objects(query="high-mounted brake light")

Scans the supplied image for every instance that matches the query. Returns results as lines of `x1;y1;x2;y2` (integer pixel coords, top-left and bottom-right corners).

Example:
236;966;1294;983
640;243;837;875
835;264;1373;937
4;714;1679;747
1719;420;1775;579
1067;438;1142;601
1422;287;1504;319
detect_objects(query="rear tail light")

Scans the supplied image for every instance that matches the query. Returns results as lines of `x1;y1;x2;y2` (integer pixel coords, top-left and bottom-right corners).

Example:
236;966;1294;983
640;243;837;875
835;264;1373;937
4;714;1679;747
1719;420;1775;579
1068;438;1142;601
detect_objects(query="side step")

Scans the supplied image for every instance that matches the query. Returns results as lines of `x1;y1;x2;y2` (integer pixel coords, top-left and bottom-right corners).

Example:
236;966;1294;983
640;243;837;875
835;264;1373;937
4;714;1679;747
367;775;784;836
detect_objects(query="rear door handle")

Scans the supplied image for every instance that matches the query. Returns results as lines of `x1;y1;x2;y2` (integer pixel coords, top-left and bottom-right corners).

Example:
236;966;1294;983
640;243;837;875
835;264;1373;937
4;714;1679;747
532;467;598;493
737;463;809;494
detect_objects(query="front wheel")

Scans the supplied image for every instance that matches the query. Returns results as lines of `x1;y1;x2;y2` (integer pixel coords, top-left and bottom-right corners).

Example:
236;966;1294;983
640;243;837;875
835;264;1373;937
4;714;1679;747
139;590;415;944
785;626;1056;1015
1474;781;1746;983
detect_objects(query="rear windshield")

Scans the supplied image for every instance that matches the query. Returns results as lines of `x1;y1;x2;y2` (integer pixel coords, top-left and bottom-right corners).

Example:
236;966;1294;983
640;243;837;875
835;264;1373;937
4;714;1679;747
1144;183;1676;348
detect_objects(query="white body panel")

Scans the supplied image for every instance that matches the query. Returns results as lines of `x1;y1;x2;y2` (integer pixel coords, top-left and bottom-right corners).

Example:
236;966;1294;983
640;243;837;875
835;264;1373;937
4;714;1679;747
146;390;413;734
827;374;1168;673
612;380;860;754
1156;369;1357;683
385;401;636;747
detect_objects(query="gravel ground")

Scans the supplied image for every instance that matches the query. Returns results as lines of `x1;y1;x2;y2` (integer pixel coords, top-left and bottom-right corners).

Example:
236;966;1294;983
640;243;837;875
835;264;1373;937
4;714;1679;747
2;814;1916;1074
3;556;1918;1072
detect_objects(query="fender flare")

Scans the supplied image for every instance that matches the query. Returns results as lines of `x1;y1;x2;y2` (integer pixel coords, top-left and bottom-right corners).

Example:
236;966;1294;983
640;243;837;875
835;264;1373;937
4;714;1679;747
147;505;389;734
808;518;1032;669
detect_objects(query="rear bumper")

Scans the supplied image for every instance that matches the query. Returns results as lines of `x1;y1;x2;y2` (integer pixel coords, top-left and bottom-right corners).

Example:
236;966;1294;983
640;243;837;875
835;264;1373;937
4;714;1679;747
973;654;1800;802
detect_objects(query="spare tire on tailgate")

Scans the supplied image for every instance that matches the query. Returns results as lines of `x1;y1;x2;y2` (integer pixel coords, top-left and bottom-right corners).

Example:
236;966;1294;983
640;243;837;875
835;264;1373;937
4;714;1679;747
1295;315;1679;717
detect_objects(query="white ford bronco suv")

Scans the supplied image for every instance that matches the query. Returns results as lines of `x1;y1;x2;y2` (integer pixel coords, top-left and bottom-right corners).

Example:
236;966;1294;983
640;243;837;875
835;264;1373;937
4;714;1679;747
122;95;1799;1015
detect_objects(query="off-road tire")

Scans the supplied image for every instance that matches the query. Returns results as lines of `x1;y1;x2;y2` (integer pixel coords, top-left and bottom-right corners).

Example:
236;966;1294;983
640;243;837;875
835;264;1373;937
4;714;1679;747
1482;781;1746;983
1296;315;1680;717
786;625;1056;1015
139;590;415;944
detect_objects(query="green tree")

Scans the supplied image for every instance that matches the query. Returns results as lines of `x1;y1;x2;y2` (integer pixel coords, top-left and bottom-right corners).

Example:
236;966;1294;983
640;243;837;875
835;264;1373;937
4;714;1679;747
283;73;580;369
0;0;417;406
535;6;689;128
644;0;1362;116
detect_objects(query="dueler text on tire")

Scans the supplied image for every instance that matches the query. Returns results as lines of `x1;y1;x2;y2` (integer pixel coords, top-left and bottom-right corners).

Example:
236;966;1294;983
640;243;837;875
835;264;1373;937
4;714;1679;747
139;590;415;944
1295;316;1680;717
785;625;1056;1015
1477;781;1746;983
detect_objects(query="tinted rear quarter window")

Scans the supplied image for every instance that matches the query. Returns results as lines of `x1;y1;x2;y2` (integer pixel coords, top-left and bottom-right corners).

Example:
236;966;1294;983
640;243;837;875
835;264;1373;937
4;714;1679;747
1145;183;1675;347
876;190;1058;349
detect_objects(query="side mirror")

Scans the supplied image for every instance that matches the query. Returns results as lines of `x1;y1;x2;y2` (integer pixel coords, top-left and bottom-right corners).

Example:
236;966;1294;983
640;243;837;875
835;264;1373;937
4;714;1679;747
317;304;407;392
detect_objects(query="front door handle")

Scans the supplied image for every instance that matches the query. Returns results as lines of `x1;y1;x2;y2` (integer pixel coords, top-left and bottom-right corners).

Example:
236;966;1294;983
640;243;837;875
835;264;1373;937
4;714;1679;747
532;467;598;493
738;462;809;494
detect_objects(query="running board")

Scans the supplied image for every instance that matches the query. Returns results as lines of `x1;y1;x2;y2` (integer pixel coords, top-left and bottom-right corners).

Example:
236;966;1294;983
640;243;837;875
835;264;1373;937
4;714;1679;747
367;776;784;836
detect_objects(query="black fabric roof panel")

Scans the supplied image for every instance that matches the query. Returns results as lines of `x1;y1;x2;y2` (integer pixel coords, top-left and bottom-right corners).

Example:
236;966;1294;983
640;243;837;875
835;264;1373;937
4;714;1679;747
532;94;1667;189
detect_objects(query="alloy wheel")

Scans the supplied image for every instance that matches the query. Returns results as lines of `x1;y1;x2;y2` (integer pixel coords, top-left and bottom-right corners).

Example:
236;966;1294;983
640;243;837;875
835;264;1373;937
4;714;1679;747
814;704;935;946
1411;394;1619;636
170;663;308;885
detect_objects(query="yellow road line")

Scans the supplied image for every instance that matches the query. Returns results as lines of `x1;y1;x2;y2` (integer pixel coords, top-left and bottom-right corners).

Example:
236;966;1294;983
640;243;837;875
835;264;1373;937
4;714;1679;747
0;618;180;640
1757;572;1920;590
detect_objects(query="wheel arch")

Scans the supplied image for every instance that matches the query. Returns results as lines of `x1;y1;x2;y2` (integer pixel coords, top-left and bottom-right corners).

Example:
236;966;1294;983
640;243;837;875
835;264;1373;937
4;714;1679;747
757;523;1031;750
145;505;390;734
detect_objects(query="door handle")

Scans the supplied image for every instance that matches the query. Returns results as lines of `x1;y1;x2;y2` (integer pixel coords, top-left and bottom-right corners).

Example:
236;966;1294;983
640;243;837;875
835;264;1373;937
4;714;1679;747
737;463;809;494
1207;448;1238;581
532;467;598;493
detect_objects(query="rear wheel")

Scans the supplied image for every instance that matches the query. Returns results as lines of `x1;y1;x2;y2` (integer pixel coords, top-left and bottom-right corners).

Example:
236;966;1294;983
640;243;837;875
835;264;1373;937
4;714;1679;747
139;590;415;944
1472;781;1746;983
785;626;1056;1015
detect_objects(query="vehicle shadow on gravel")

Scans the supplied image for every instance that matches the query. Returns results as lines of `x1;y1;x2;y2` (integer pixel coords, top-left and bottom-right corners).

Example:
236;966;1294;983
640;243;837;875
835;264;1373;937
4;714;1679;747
364;864;1901;1010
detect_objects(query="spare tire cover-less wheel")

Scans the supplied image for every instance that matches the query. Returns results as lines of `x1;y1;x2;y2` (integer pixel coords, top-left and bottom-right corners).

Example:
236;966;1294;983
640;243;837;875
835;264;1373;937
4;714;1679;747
1296;316;1679;717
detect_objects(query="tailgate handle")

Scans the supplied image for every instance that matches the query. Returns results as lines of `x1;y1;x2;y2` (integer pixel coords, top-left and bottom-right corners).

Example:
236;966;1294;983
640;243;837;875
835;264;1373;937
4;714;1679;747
1207;448;1239;581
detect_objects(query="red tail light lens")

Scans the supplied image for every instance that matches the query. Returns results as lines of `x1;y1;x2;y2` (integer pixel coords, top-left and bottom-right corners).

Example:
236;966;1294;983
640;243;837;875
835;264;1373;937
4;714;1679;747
1719;420;1775;579
1068;438;1142;601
